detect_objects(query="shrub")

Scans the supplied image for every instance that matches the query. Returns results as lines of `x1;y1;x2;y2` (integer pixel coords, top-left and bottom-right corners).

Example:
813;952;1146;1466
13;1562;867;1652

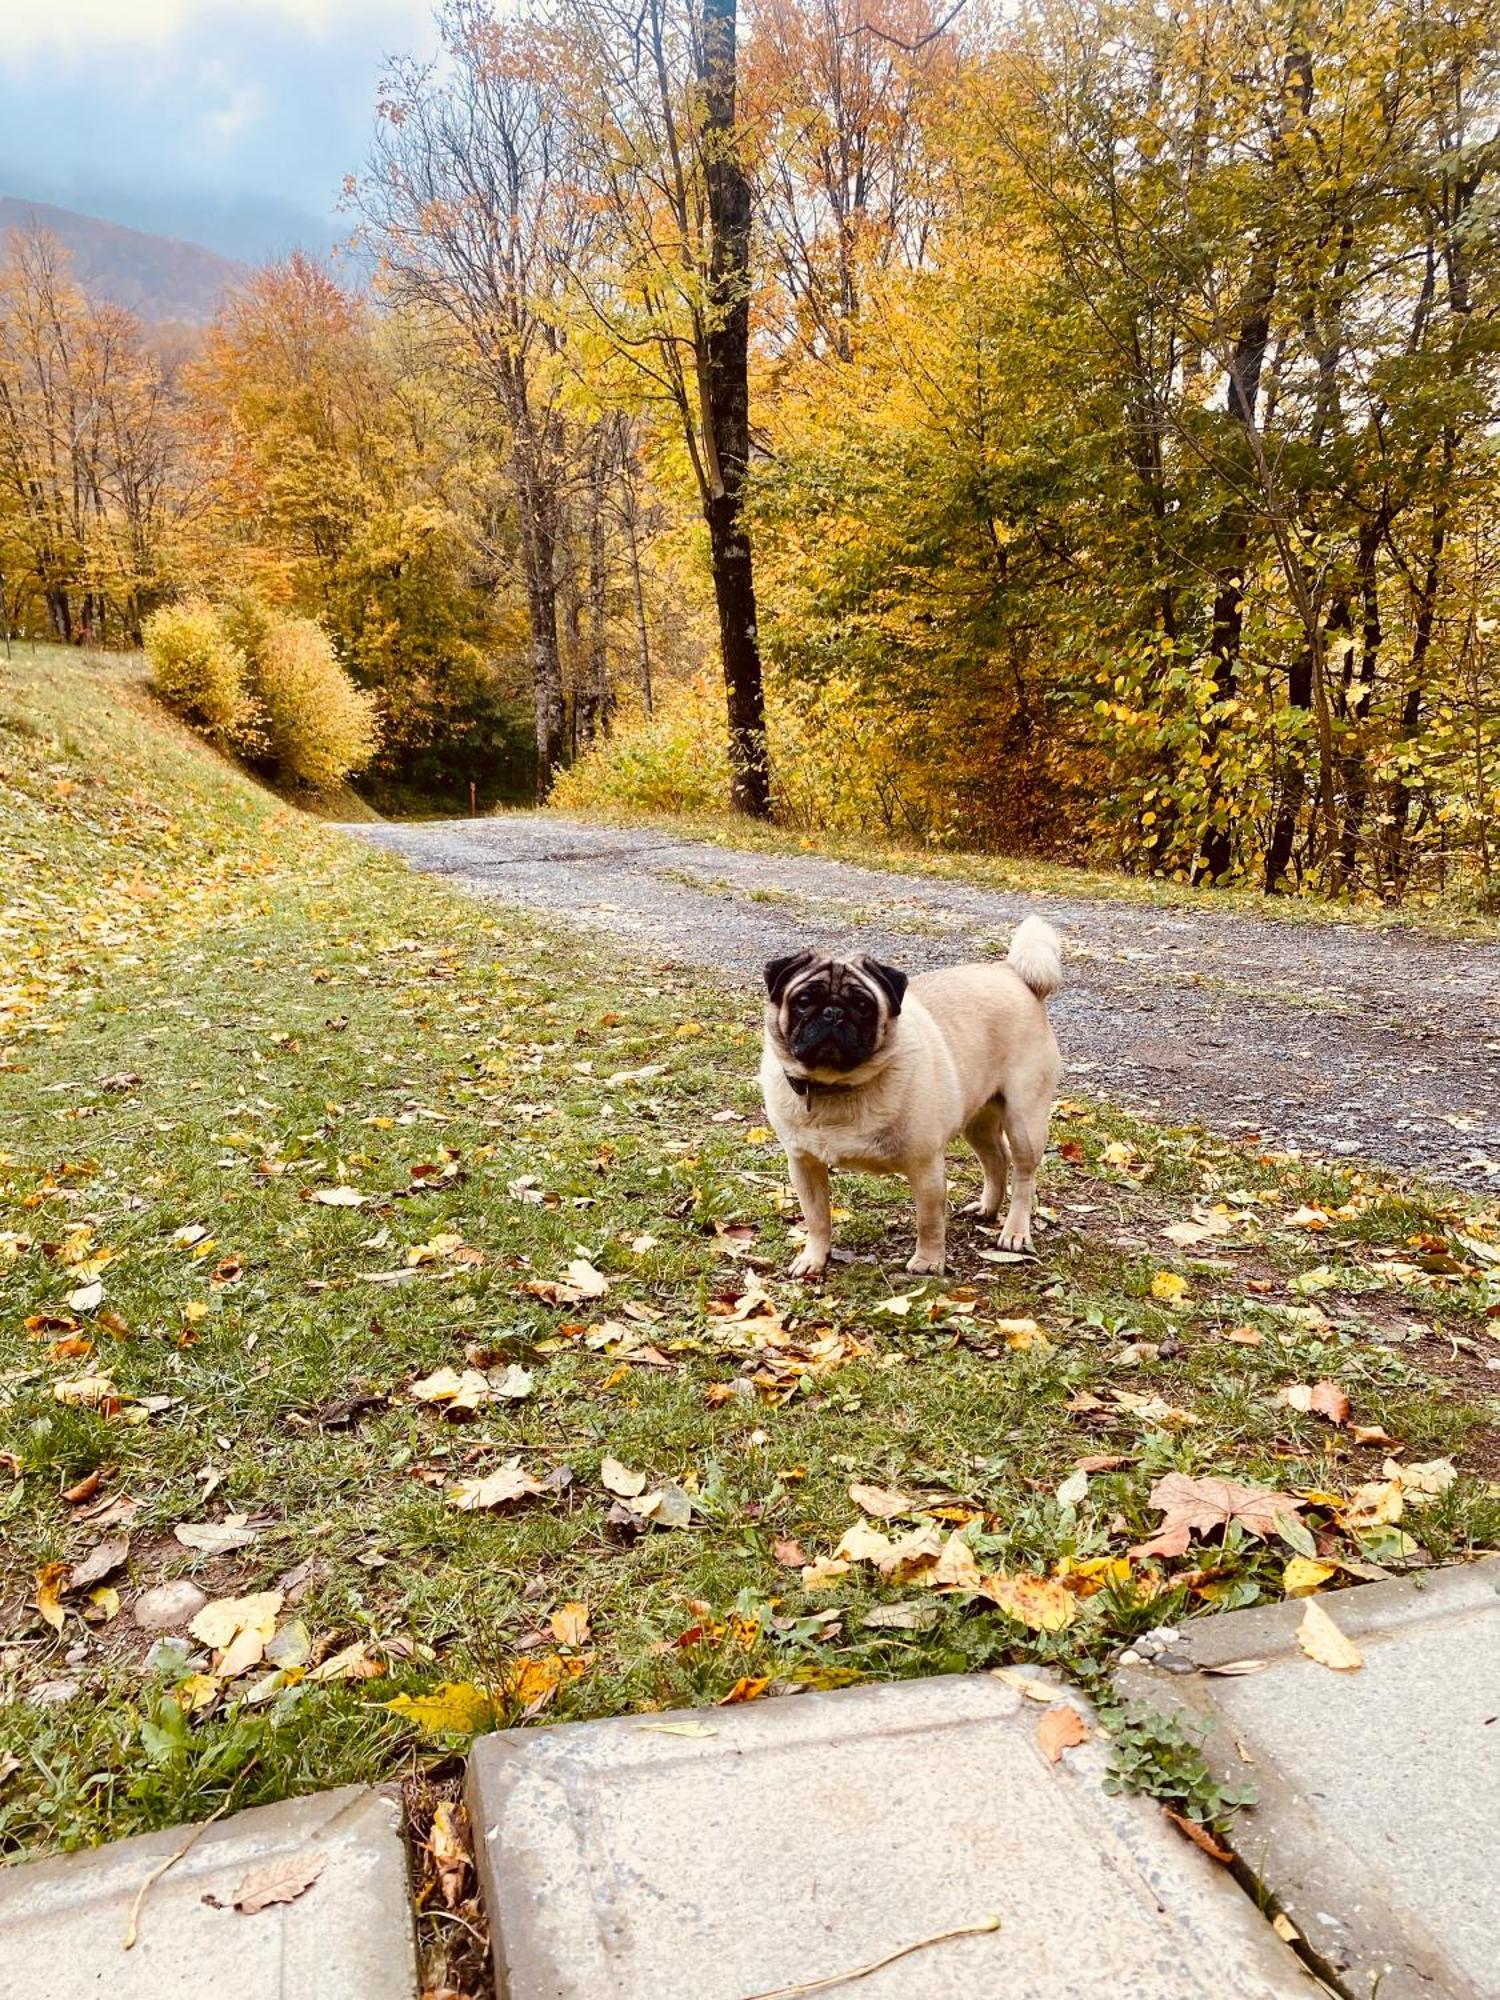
250;616;379;790
553;671;931;836
142;603;248;742
552;675;729;816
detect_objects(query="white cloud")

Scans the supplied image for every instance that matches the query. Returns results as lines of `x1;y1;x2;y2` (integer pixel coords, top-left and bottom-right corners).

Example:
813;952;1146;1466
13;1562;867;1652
0;0;429;61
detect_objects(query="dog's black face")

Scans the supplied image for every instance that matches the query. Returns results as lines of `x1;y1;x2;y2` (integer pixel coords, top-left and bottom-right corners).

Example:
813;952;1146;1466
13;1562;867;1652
764;951;908;1075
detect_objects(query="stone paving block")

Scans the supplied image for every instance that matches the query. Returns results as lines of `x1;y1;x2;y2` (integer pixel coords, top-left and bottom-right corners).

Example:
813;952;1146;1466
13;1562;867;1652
1118;1557;1500;2000
467;1670;1313;1999
0;1783;417;2000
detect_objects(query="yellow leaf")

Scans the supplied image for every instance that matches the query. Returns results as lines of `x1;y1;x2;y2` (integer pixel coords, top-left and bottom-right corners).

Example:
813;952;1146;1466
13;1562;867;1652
1282;1557;1335;1598
503;1653;586;1706
550;1601;591;1648
188;1592;283;1679
35;1562;68;1632
88;1585;121;1621
1297;1599;1362;1671
981;1572;1077;1631
385;1681;496;1735
800;1556;851;1592
745;1126;773;1144
1150;1271;1189;1303
834;1521;896;1564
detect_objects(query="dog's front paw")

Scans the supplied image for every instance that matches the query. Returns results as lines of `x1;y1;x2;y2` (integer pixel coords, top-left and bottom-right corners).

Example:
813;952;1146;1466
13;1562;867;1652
905;1249;946;1275
996;1222;1034;1254
789;1247;829;1279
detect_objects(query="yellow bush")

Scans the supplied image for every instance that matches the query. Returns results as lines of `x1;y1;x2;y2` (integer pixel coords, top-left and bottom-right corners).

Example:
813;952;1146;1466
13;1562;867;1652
142;602;248;742
250;616;379;790
554;672;931;836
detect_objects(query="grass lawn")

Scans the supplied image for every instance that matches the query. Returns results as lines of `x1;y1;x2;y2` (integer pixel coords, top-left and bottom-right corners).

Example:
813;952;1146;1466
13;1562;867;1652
3;650;1499;1899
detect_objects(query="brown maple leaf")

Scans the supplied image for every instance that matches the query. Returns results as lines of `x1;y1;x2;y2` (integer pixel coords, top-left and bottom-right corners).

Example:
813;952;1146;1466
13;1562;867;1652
1130;1472;1305;1559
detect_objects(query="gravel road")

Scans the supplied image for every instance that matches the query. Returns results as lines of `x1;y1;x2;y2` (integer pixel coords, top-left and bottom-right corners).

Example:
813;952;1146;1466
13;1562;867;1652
346;814;1500;1188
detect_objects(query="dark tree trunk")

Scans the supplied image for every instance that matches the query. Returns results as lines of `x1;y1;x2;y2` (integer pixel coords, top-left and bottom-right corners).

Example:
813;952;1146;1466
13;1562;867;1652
699;0;770;819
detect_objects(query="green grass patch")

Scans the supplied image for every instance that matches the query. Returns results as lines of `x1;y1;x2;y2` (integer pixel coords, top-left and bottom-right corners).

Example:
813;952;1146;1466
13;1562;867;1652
3;648;1497;1862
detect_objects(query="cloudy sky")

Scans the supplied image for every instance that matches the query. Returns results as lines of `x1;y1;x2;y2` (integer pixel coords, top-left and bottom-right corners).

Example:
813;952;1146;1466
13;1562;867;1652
0;0;442;261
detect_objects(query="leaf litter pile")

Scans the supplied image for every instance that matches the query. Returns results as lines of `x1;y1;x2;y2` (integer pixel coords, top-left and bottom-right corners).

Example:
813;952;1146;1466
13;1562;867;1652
3;656;1499;1988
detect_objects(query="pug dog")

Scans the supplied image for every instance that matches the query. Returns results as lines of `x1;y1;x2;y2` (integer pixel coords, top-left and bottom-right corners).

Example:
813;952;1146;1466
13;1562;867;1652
759;919;1062;1277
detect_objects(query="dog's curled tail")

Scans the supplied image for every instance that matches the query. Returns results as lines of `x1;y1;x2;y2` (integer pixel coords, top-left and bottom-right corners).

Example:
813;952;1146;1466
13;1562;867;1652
1006;916;1063;1000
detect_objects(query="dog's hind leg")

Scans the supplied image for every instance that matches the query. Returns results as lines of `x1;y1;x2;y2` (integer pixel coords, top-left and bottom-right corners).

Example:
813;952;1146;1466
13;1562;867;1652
962;1101;1009;1221
997;1095;1050;1252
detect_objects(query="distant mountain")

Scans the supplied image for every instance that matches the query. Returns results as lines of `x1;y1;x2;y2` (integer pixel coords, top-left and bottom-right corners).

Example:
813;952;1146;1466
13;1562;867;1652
0;195;250;324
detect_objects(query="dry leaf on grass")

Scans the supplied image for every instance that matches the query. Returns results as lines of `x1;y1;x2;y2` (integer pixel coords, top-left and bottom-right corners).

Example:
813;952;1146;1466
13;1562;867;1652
35;1562;69;1632
1282;1557;1336;1597
600;1456;647;1498
979;1573;1076;1632
228;1850;327;1913
1130;1473;1305;1560
848;1482;913;1519
1037;1705;1088;1764
1297;1599;1362;1671
447;1459;545;1512
549;1601;590;1648
773;1537;807;1569
1279;1380;1350;1425
174;1518;259;1553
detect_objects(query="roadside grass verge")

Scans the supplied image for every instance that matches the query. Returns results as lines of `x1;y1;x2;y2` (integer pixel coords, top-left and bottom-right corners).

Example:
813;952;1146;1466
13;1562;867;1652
554;804;1500;942
3;648;1498;1872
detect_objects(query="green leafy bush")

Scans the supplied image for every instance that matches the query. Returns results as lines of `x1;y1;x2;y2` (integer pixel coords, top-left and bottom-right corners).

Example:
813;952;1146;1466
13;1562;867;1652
250;616;379;790
142;602;248;742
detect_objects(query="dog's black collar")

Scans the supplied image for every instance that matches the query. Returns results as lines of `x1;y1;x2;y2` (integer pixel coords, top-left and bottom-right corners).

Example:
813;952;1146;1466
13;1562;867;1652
783;1071;856;1099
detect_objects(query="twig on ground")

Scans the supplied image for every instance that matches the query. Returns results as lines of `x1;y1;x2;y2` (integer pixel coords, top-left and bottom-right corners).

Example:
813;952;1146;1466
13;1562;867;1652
739;1915;1002;1999
121;1764;258;1949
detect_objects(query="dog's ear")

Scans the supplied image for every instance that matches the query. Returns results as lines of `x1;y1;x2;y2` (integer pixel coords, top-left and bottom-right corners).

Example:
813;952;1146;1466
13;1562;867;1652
764;950;816;1003
860;957;908;1015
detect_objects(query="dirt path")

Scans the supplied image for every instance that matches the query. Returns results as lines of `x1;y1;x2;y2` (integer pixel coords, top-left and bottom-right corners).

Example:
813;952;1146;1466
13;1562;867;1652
347;814;1500;1188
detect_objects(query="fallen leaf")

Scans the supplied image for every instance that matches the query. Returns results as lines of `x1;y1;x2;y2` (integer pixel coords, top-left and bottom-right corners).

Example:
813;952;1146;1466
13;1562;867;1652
862;1600;940;1631
1164;1809;1233;1862
67;1279;103;1313
385;1682;495;1735
1282;1557;1336;1597
980;1573;1076;1631
68;1536;129;1593
1037;1704;1088;1764
773;1536;808;1569
1280;1380;1350;1425
932;1532;981;1591
490;1364;534;1400
1297;1599;1362;1671
636;1718;718;1738
188;1591;283;1679
1130;1473;1305;1560
991;1667;1069;1703
834;1521;896;1564
565;1258;610;1297
1055;1468;1090;1509
35;1563;68;1632
1199;1658;1268;1677
847;1481;913;1519
230;1851;327;1913
447;1459;546;1511
550;1601;591;1647
720;1676;770;1705
1385;1455;1456;1500
428;1801;470;1909
312;1187;365;1207
1150;1271;1189;1304
800;1556;851;1591
174;1518;259;1553
601;1455;647;1498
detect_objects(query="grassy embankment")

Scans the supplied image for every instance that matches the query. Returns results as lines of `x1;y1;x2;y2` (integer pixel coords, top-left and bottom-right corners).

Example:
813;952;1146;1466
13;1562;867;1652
2;647;1496;1867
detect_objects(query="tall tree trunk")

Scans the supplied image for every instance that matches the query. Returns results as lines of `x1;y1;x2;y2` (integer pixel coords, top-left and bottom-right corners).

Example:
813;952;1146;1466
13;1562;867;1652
624;499;654;716
699;0;771;819
516;457;565;797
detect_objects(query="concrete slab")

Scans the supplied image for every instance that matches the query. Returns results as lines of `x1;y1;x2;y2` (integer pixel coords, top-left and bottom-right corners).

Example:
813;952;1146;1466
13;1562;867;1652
467;1671;1314;1999
0;1783;418;2000
1118;1557;1500;2000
